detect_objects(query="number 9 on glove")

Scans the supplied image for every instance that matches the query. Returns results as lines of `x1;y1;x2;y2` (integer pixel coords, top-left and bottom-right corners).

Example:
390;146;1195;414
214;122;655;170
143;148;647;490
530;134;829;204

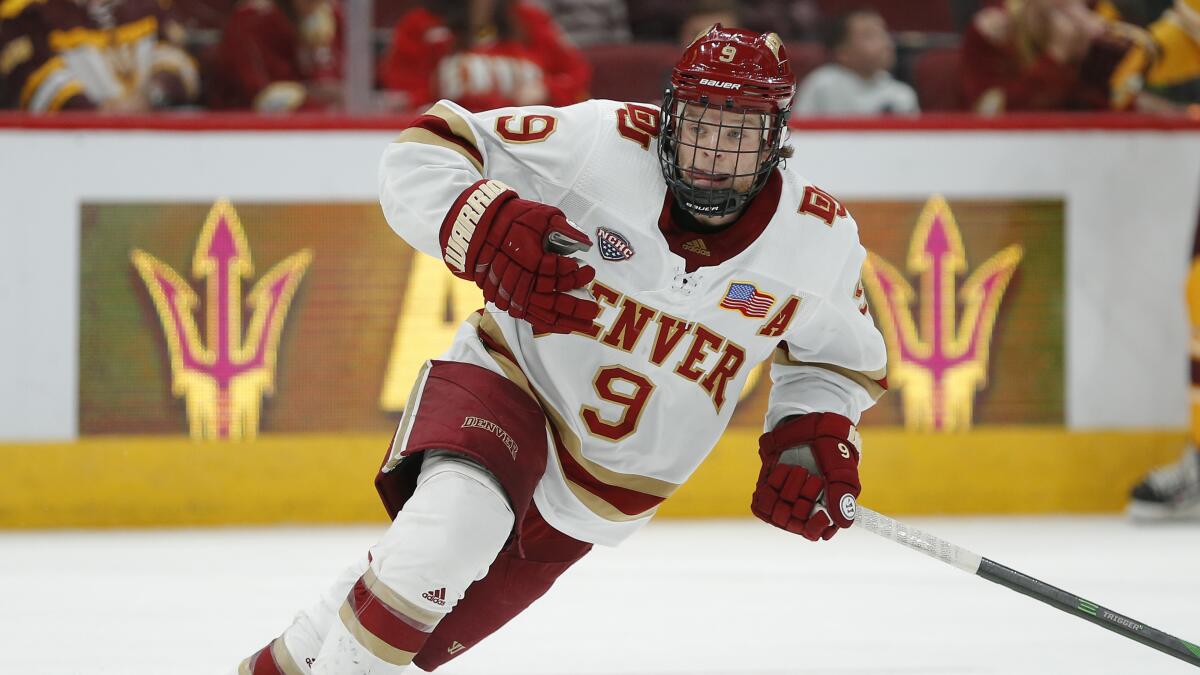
750;412;862;541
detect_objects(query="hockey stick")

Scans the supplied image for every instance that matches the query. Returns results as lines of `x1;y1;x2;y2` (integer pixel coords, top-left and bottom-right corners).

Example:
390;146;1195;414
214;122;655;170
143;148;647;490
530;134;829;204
855;505;1200;667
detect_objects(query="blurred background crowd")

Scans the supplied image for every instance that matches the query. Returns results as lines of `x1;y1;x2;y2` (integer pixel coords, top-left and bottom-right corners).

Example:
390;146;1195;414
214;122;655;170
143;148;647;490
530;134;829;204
1;0;1197;117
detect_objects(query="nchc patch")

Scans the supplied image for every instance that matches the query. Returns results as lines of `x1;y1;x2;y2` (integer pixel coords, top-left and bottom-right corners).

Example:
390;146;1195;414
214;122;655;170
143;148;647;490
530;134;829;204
596;227;635;261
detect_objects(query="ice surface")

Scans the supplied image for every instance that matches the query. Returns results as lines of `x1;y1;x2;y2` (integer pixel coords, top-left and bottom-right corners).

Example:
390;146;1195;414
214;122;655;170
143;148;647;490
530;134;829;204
1;516;1197;674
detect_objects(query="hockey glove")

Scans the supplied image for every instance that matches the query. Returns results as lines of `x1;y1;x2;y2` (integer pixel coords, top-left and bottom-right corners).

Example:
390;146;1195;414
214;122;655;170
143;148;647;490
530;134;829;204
751;412;861;541
440;179;599;333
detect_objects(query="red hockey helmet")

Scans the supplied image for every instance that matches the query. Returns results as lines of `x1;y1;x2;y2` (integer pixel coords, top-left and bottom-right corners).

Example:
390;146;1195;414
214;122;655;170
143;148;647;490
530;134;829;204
659;25;795;219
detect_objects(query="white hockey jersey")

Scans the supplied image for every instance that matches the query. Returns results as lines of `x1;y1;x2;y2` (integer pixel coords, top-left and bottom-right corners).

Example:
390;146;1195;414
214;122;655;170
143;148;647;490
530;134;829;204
379;98;887;546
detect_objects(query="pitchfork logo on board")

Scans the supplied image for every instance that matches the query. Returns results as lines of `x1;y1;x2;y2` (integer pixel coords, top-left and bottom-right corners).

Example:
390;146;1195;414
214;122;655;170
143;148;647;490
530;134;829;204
596;227;635;261
860;196;1022;431
131;200;312;440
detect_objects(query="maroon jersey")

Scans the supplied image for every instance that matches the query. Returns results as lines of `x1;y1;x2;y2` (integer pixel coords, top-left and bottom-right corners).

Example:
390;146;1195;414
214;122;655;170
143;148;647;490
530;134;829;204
206;0;343;112
0;0;198;112
960;5;1147;112
378;2;590;112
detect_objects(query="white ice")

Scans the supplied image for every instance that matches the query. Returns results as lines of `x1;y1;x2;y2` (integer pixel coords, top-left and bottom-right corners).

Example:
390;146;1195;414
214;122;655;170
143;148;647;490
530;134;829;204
2;516;1197;674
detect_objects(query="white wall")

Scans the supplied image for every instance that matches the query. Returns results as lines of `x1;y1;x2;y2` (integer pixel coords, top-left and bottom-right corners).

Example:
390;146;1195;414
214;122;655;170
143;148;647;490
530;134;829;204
789;131;1200;429
2;127;1198;439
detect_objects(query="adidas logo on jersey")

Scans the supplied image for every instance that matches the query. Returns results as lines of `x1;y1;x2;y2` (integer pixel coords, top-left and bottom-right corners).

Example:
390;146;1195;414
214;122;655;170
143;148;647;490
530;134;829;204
422;587;447;605
448;641;466;655
682;238;711;256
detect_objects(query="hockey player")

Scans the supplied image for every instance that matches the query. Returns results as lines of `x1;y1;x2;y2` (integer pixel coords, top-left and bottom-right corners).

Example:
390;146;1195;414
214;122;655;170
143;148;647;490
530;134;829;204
1128;180;1200;520
237;25;887;674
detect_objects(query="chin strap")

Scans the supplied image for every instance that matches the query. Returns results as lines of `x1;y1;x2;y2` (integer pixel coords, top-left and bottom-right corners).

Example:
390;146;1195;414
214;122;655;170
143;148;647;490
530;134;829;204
668;197;738;233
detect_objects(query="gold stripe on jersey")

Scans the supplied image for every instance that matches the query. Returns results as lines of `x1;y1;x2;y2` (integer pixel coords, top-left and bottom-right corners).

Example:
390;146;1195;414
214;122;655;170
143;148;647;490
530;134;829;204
47;16;156;51
1192;392;1200;447
395;126;484;175
473;313;681;516
1188;257;1200;359
426;102;481;154
0;0;45;20
561;465;661;522
1148;15;1200;87
476;312;679;500
337;602;418;666
361;565;443;628
19;55;64;109
0;36;33;77
45;79;82;112
383;360;433;474
475;336;657;522
114;15;157;44
237;656;253;675
269;636;307;675
48;27;107;50
544;398;678;499
773;347;888;401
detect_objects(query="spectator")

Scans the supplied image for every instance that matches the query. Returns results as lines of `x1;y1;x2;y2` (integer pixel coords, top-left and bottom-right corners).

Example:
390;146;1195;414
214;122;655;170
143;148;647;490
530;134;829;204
678;0;741;46
533;0;631;47
794;8;919;115
631;0;815;43
739;0;823;41
0;0;199;113
1104;0;1174;26
1128;178;1200;520
1110;0;1200;109
960;0;1153;112
378;0;590;113
207;0;344;112
624;1;694;42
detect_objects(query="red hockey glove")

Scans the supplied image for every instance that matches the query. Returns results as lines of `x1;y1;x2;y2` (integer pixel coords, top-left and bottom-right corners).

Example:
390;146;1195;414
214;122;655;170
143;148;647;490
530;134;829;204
440;179;599;333
751;412;862;541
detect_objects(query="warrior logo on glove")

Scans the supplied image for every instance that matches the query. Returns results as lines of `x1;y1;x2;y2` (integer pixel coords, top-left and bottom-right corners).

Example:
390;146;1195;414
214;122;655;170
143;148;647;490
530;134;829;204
439;179;599;334
839;493;857;521
444;179;509;274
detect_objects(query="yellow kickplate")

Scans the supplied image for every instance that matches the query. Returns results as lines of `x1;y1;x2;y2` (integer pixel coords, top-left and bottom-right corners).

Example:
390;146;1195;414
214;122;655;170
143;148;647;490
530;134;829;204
0;428;1186;528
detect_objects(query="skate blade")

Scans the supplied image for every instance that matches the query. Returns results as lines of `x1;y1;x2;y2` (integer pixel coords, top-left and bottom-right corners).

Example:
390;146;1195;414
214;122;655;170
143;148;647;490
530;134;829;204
1127;499;1200;521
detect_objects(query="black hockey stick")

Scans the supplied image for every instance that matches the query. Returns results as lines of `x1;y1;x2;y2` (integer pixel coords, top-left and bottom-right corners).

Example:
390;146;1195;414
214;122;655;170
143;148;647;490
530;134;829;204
855;505;1200;667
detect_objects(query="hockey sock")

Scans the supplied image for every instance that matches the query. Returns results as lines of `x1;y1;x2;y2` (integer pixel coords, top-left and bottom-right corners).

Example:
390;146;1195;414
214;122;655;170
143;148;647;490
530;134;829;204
312;451;515;674
238;556;370;674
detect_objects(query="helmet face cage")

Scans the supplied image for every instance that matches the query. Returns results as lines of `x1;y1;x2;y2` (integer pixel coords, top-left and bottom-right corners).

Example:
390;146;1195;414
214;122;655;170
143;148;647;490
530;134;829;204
658;88;790;219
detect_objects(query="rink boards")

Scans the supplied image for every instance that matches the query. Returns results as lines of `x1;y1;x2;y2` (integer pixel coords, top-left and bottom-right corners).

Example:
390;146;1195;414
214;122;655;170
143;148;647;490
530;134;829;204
0;428;1186;527
2;114;1199;525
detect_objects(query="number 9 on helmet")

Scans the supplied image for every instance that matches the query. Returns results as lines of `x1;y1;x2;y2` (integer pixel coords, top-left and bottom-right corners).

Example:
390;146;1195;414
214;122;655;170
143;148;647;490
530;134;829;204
658;25;796;220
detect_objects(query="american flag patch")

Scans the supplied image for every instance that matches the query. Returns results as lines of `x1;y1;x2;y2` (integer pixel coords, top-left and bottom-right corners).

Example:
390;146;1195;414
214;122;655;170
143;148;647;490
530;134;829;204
720;282;775;318
596;227;635;261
